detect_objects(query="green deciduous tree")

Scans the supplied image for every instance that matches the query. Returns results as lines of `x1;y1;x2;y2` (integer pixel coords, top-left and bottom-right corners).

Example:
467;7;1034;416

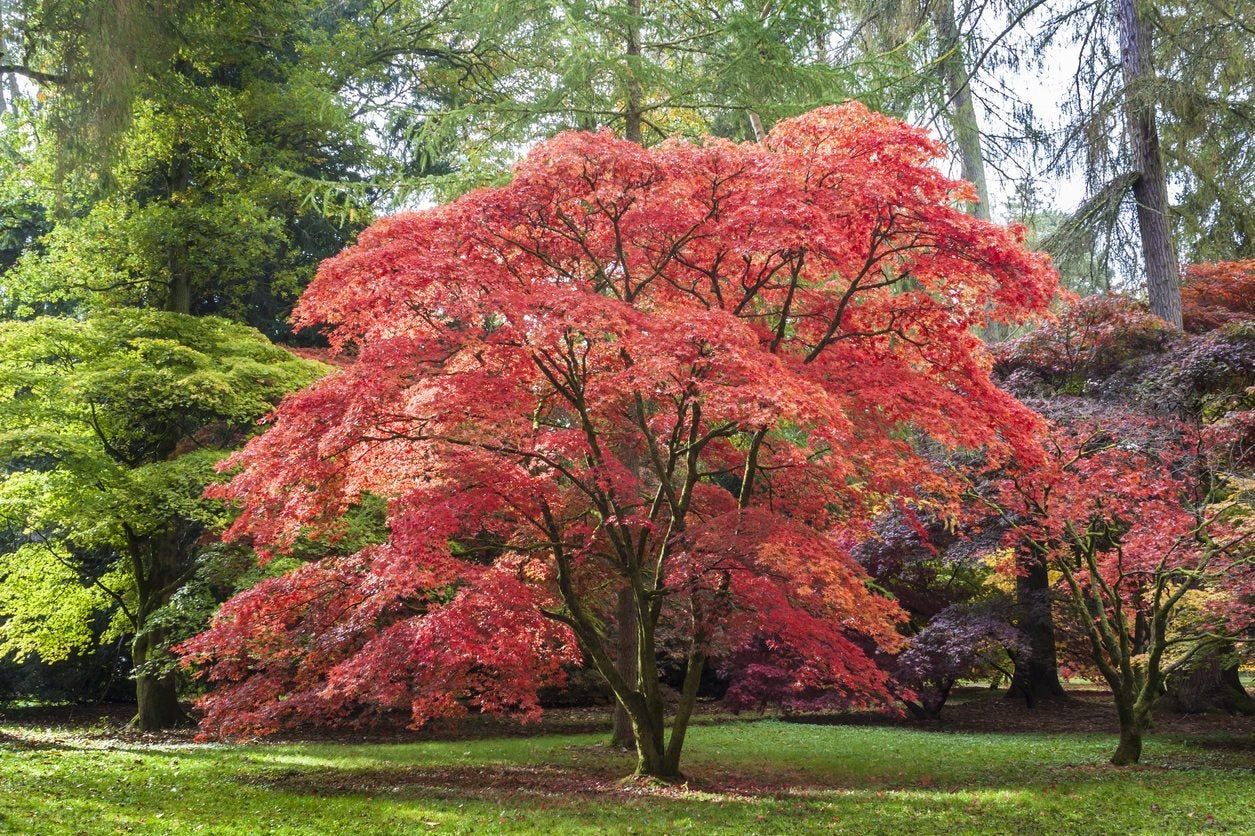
0;309;321;728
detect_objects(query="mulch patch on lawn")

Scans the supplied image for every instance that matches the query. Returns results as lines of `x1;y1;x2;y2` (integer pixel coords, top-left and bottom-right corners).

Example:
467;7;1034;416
244;758;882;802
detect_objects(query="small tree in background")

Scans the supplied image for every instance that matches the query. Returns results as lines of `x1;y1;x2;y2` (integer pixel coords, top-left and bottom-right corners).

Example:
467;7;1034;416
892;602;1023;719
977;415;1253;764
182;103;1057;780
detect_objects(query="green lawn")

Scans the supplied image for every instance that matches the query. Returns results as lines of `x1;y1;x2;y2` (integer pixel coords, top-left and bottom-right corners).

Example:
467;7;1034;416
1;719;1252;834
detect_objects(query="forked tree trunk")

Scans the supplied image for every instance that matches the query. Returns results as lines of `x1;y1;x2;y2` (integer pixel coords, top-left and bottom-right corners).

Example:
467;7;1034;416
1116;0;1182;327
576;576;706;780
616;649;705;781
1007;552;1066;704
629;713;678;780
1111;698;1151;765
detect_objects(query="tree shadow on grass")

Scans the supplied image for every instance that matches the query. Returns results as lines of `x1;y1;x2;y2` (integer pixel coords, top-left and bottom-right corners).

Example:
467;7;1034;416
232;750;1211;804
214;751;1255;835
6;732;1252;834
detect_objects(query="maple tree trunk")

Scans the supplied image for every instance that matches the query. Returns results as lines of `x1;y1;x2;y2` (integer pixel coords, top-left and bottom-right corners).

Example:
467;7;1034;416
618;647;704;781
599;575;704;780
132;626;187;731
630;594;672;779
931;0;990;221
616;671;676;780
1116;0;1182;328
1007;552;1065;704
629;712;677;780
1111;697;1150;765
1111;724;1143;766
610;588;637;749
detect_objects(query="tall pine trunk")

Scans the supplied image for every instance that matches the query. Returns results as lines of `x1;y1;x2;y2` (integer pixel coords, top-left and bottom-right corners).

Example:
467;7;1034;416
931;0;991;221
930;0;1010;341
1116;0;1182;327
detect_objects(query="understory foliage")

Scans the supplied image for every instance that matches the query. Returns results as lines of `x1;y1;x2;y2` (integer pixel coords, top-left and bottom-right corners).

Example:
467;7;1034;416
854;512;1021;718
993;295;1176;386
181;103;1057;778
1182;260;1255;334
891;602;1022;718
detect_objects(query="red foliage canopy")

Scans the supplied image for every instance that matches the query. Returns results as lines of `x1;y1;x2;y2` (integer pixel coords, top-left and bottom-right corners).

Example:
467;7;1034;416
1182;260;1255;333
982;411;1253;709
182;103;1058;742
993;294;1176;383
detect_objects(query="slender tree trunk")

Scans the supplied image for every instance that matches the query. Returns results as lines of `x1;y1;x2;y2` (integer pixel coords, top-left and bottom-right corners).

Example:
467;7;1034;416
0;17;17;114
610;0;645;751
164;144;193;315
1007;551;1066;703
610;588;637;749
1116;0;1182;327
931;0;991;221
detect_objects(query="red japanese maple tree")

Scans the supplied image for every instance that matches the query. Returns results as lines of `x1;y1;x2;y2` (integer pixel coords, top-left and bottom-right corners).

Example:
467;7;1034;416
181;103;1058;779
975;410;1253;765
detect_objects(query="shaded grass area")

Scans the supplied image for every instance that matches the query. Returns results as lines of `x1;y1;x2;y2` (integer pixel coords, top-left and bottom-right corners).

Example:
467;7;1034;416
1;716;1252;834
